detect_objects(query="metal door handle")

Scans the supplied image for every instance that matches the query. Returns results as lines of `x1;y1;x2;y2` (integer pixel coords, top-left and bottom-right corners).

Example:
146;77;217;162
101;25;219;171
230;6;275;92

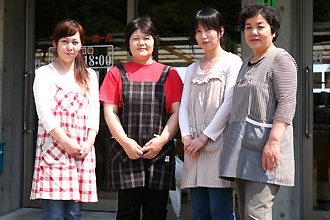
306;66;312;138
25;71;32;76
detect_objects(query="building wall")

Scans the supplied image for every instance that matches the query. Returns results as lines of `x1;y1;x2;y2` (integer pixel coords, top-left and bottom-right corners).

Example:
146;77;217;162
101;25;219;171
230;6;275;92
0;0;25;216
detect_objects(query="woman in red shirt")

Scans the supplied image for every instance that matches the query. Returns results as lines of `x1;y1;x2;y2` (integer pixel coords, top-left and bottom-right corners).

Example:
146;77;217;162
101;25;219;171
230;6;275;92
99;16;183;220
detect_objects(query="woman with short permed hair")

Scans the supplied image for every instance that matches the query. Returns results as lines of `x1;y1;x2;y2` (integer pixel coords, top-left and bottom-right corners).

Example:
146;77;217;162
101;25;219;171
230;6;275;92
219;2;297;220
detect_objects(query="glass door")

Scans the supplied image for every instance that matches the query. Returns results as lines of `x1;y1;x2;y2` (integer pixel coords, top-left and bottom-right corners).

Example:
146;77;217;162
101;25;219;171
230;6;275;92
303;0;330;219
138;1;241;218
25;0;128;211
312;0;330;214
24;0;242;218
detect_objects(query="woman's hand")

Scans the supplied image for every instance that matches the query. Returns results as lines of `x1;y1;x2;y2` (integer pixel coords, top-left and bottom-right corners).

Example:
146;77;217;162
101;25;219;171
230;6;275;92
262;140;280;172
76;129;98;159
122;138;144;160
261;119;288;172
140;101;180;159
182;135;192;151
62;139;82;157
142;136;166;159
182;135;198;159
75;140;93;159
185;138;202;159
49;126;82;157
182;135;199;159
103;103;144;160
184;134;208;159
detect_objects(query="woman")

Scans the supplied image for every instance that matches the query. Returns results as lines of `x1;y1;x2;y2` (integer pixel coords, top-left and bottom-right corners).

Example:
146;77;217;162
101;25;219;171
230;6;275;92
99;16;183;220
219;3;297;220
30;20;100;219
179;8;241;220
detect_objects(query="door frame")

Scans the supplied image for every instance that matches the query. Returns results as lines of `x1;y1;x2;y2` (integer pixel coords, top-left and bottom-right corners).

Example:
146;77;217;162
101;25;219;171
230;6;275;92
300;0;314;219
22;0;190;216
300;0;330;219
22;0;119;212
290;0;305;219
22;0;38;208
21;0;118;211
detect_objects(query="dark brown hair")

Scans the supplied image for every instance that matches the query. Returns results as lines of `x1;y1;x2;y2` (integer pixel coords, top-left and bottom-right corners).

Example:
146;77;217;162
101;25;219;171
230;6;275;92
53;19;90;90
238;2;281;42
191;8;226;50
125;16;159;56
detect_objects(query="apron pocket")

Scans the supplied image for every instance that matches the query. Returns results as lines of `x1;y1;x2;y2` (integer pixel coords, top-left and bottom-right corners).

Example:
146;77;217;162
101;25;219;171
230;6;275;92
40;140;68;166
150;140;174;163
242;115;272;152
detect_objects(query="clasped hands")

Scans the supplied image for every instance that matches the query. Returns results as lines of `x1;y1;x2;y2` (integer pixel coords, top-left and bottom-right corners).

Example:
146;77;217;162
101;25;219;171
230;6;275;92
123;136;166;160
182;134;208;159
63;139;94;159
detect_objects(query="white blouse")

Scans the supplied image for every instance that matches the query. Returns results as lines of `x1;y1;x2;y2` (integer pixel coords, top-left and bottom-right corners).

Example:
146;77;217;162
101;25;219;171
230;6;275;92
33;63;100;133
179;52;242;141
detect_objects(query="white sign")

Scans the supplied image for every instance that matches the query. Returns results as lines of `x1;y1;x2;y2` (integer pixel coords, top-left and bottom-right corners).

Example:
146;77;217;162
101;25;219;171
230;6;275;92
49;45;114;69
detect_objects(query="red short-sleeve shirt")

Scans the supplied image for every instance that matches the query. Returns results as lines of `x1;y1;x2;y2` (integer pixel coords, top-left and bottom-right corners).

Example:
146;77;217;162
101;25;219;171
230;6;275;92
99;61;183;114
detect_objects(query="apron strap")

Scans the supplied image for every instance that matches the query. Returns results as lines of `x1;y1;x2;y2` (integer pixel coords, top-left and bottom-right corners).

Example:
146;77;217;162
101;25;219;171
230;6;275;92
158;65;171;83
117;65;129;82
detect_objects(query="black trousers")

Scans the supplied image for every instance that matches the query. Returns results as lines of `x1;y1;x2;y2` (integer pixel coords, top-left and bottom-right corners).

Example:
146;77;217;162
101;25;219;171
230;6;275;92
116;187;169;220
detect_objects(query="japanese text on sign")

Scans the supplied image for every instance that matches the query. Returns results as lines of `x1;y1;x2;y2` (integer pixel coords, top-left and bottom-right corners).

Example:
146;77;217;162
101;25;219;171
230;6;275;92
86;34;113;42
50;34;113;43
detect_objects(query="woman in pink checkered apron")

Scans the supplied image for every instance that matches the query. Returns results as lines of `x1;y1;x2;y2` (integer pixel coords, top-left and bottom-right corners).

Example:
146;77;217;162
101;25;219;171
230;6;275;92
30;20;100;220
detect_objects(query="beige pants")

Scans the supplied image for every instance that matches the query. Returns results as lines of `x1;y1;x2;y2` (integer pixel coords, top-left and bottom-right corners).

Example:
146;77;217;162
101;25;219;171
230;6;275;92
235;178;280;220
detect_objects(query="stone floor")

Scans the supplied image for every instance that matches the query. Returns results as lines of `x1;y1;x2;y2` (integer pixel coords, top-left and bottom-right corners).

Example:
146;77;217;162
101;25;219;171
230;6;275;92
0;208;116;220
0;208;191;220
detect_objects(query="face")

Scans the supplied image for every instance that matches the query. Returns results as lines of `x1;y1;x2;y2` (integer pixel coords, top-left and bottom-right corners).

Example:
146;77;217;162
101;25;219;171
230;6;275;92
195;24;222;52
244;14;275;53
54;31;82;63
129;29;154;63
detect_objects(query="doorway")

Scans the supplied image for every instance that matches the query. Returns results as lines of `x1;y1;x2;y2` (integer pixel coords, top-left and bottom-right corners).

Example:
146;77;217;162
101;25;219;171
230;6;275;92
302;0;330;219
23;0;242;218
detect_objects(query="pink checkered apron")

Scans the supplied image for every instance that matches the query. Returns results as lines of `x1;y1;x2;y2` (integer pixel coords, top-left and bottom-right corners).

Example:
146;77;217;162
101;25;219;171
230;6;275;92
30;86;97;202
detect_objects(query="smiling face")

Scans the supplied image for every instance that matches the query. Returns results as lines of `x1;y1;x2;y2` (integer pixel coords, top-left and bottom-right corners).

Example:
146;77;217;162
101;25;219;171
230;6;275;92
54;31;82;63
244;14;275;54
195;24;222;52
129;29;155;64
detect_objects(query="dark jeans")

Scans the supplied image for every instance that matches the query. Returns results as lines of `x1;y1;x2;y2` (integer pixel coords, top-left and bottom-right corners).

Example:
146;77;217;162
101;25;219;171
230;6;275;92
41;200;83;220
117;187;169;220
190;187;236;220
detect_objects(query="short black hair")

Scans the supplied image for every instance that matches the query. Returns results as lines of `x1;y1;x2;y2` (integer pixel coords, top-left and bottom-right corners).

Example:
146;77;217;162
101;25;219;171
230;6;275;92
191;8;226;49
238;2;281;42
125;16;159;56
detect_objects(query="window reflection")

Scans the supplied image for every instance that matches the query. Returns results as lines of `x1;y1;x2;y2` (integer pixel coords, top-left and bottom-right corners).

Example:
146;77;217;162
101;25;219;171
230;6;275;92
313;0;330;211
34;0;242;215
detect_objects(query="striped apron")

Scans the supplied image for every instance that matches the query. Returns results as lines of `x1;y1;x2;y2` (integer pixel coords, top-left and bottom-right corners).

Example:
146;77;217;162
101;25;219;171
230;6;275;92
219;48;295;186
181;60;232;188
